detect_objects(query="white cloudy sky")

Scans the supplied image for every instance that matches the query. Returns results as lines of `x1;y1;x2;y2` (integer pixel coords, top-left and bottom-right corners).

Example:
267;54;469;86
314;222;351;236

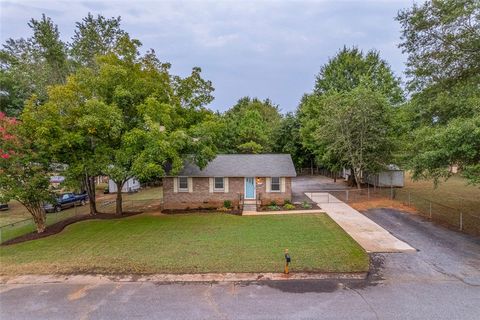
1;0;413;112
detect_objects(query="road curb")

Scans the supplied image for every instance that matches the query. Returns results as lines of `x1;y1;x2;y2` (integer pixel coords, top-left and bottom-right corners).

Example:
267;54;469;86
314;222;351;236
0;272;368;284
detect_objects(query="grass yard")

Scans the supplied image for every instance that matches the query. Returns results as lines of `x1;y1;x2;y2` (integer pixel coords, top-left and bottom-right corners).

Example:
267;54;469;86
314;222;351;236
0;186;164;243
403;173;479;215
122;186;163;201
0;213;369;275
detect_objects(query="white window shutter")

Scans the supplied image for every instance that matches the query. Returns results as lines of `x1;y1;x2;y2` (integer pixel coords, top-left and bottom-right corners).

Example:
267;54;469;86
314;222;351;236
209;178;214;193
188;177;193;193
280;177;286;192
173;177;178;193
224;177;229;193
266;177;271;193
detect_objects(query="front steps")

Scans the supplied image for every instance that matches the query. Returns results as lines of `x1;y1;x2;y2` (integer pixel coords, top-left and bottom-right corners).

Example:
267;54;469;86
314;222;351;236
242;200;258;213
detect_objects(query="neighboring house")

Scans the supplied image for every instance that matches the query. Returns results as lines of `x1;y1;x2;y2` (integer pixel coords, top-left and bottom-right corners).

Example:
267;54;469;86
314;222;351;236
49;175;65;188
108;177;141;193
163;154;297;210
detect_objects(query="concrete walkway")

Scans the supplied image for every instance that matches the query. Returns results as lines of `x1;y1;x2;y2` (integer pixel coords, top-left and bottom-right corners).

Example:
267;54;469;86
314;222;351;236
306;192;415;253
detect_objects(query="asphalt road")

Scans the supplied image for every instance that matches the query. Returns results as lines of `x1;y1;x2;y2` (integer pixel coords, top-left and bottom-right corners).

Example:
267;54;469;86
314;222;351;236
1;208;479;320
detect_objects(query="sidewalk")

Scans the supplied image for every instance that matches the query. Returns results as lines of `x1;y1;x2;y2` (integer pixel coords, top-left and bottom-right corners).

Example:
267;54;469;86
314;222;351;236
306;192;415;253
0;272;367;285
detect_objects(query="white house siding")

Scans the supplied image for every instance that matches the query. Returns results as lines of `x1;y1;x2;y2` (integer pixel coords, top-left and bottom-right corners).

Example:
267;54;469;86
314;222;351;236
108;177;141;193
365;170;404;187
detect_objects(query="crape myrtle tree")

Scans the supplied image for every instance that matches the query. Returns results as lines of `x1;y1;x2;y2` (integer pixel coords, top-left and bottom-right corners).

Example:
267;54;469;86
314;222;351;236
397;0;480;185
299;47;403;186
0;112;52;233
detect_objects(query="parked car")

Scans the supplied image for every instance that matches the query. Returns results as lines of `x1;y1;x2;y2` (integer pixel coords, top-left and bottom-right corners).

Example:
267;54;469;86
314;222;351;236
0;203;8;211
44;193;88;213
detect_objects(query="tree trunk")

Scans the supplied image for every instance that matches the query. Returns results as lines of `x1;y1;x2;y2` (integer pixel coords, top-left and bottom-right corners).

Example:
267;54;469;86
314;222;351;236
333;171;337;183
83;174;97;215
28;205;46;233
115;181;124;216
353;168;362;190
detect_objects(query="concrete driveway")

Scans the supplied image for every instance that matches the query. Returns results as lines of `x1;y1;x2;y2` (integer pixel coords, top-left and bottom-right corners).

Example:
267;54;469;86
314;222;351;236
306;192;414;253
1;208;479;320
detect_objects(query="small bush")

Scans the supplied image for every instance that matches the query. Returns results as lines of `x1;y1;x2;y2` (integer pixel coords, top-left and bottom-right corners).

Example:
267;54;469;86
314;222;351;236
284;199;292;205
269;200;277;206
284;203;295;210
268;204;281;211
223;200;232;209
301;201;312;209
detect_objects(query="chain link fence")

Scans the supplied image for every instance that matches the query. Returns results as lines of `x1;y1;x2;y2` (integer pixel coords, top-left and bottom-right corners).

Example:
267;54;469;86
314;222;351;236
308;188;480;236
0;198;163;244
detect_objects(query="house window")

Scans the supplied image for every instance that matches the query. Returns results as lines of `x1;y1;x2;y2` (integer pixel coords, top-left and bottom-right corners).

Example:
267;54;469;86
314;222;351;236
178;177;188;191
214;177;224;191
271;177;281;192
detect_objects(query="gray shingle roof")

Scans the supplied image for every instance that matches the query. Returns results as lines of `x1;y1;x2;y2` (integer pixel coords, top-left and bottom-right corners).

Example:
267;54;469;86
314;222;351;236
175;154;297;177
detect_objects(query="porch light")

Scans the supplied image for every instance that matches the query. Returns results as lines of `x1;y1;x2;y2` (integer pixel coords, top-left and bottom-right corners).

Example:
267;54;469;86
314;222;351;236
256;177;262;183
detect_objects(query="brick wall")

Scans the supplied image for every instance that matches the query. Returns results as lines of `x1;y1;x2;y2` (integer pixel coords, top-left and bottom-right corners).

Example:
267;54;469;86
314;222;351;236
255;177;292;206
163;177;292;210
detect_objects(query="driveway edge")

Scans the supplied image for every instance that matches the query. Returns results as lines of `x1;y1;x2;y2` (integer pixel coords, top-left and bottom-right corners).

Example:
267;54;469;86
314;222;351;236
0;272;368;284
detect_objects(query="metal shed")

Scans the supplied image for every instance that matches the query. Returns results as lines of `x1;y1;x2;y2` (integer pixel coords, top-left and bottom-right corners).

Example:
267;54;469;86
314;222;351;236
365;165;405;187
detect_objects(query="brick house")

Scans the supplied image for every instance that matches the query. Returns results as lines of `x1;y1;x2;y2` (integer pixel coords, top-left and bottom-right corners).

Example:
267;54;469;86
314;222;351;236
163;154;297;211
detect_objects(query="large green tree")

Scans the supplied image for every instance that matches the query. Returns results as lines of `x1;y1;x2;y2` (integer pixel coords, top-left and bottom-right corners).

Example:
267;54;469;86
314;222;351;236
301;87;394;188
70;13;127;68
220;97;282;153
0;14;69;116
397;0;480;185
275;112;314;169
314;47;404;104
27;35;217;215
299;47;402;180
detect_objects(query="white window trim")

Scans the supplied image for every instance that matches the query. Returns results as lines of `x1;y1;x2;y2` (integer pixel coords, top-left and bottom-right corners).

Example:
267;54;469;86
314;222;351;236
270;177;281;192
178;176;189;192
213;177;224;192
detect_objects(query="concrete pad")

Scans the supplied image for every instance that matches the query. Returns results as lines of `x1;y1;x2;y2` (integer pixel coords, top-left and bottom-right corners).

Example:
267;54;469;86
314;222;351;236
306;192;415;253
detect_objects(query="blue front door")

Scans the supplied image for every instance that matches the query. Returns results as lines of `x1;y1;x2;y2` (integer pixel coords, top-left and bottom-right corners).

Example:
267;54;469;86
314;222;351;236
245;177;255;199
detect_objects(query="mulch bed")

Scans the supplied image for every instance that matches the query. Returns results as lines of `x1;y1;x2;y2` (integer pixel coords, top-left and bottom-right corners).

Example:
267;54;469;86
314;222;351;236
162;208;243;215
259;202;321;212
1;211;142;246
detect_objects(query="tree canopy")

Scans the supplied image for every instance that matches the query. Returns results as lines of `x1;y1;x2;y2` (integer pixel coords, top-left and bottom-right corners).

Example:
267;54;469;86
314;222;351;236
314;47;404;104
23;34;217;215
397;0;480;185
299;47;401;181
219;97;282;154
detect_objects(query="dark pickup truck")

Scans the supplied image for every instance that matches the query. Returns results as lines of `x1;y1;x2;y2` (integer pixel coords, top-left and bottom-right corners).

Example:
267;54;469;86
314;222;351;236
44;193;88;213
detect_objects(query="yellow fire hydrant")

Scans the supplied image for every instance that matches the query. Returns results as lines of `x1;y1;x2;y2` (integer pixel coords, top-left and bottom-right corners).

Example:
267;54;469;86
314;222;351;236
284;249;291;274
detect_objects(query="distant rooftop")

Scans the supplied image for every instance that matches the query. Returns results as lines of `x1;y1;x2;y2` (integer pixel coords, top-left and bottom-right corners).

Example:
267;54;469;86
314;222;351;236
175;154;297;177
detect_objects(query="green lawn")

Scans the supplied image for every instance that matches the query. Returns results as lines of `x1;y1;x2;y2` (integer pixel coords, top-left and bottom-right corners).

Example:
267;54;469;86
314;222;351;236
402;172;479;215
0;186;163;243
0;213;369;275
